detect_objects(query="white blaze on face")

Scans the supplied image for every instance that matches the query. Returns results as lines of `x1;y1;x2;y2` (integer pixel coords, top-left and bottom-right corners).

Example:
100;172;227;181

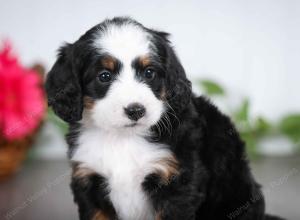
91;23;164;132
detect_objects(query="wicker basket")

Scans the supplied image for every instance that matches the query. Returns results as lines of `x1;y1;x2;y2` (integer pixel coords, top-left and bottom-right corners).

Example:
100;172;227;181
0;134;36;181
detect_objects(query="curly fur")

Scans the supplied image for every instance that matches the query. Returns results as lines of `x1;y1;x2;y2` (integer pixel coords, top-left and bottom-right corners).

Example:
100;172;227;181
45;17;284;220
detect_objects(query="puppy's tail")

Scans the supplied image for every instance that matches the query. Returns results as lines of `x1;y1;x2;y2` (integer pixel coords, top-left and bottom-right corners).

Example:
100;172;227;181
265;214;285;220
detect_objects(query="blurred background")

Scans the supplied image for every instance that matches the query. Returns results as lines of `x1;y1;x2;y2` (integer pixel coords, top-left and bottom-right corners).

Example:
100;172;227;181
0;0;299;220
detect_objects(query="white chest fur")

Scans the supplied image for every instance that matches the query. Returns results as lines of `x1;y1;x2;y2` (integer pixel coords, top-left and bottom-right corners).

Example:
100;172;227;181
71;128;172;220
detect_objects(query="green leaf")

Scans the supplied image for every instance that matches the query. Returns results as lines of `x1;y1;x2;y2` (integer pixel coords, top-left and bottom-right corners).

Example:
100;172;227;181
234;99;249;123
254;117;272;135
198;79;225;96
47;107;69;134
240;131;258;158
279;114;300;142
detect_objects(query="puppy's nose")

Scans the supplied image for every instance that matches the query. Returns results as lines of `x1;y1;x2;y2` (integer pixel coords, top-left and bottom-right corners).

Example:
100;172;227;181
124;103;146;121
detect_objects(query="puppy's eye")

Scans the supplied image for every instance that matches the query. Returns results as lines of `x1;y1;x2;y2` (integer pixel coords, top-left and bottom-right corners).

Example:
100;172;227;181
98;71;112;83
143;68;156;81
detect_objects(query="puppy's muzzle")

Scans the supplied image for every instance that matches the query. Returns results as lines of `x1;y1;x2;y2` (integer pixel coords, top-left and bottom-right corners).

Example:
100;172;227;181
124;103;146;121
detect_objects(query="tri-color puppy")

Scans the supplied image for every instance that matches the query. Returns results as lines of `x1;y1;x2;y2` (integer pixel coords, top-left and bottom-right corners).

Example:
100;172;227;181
46;17;283;220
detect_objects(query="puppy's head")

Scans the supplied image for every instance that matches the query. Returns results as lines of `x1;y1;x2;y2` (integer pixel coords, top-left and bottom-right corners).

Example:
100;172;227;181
46;17;191;133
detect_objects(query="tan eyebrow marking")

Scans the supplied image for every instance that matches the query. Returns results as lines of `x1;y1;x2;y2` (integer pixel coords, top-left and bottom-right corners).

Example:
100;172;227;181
139;55;151;68
101;56;116;71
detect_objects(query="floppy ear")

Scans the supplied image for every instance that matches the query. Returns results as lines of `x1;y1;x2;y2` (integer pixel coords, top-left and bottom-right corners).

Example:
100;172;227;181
164;43;192;114
150;30;192;114
45;44;83;123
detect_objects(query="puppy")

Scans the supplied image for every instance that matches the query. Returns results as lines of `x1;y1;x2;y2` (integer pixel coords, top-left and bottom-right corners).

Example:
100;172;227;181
46;17;284;220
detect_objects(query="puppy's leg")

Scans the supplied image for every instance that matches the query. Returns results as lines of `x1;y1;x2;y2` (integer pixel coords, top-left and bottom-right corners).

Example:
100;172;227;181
143;173;201;220
71;164;116;220
143;164;204;220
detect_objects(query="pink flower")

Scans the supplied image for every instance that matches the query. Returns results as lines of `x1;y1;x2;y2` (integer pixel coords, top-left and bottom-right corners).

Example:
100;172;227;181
0;42;45;140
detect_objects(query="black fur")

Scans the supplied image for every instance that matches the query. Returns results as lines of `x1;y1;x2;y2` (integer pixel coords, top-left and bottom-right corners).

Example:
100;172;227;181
46;44;84;122
46;17;284;220
71;173;117;219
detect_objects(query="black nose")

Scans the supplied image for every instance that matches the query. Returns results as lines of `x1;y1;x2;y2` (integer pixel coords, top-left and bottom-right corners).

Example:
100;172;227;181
124;103;146;121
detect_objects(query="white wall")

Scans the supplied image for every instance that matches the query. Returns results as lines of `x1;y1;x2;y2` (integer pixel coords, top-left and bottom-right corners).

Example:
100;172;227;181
1;0;299;120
